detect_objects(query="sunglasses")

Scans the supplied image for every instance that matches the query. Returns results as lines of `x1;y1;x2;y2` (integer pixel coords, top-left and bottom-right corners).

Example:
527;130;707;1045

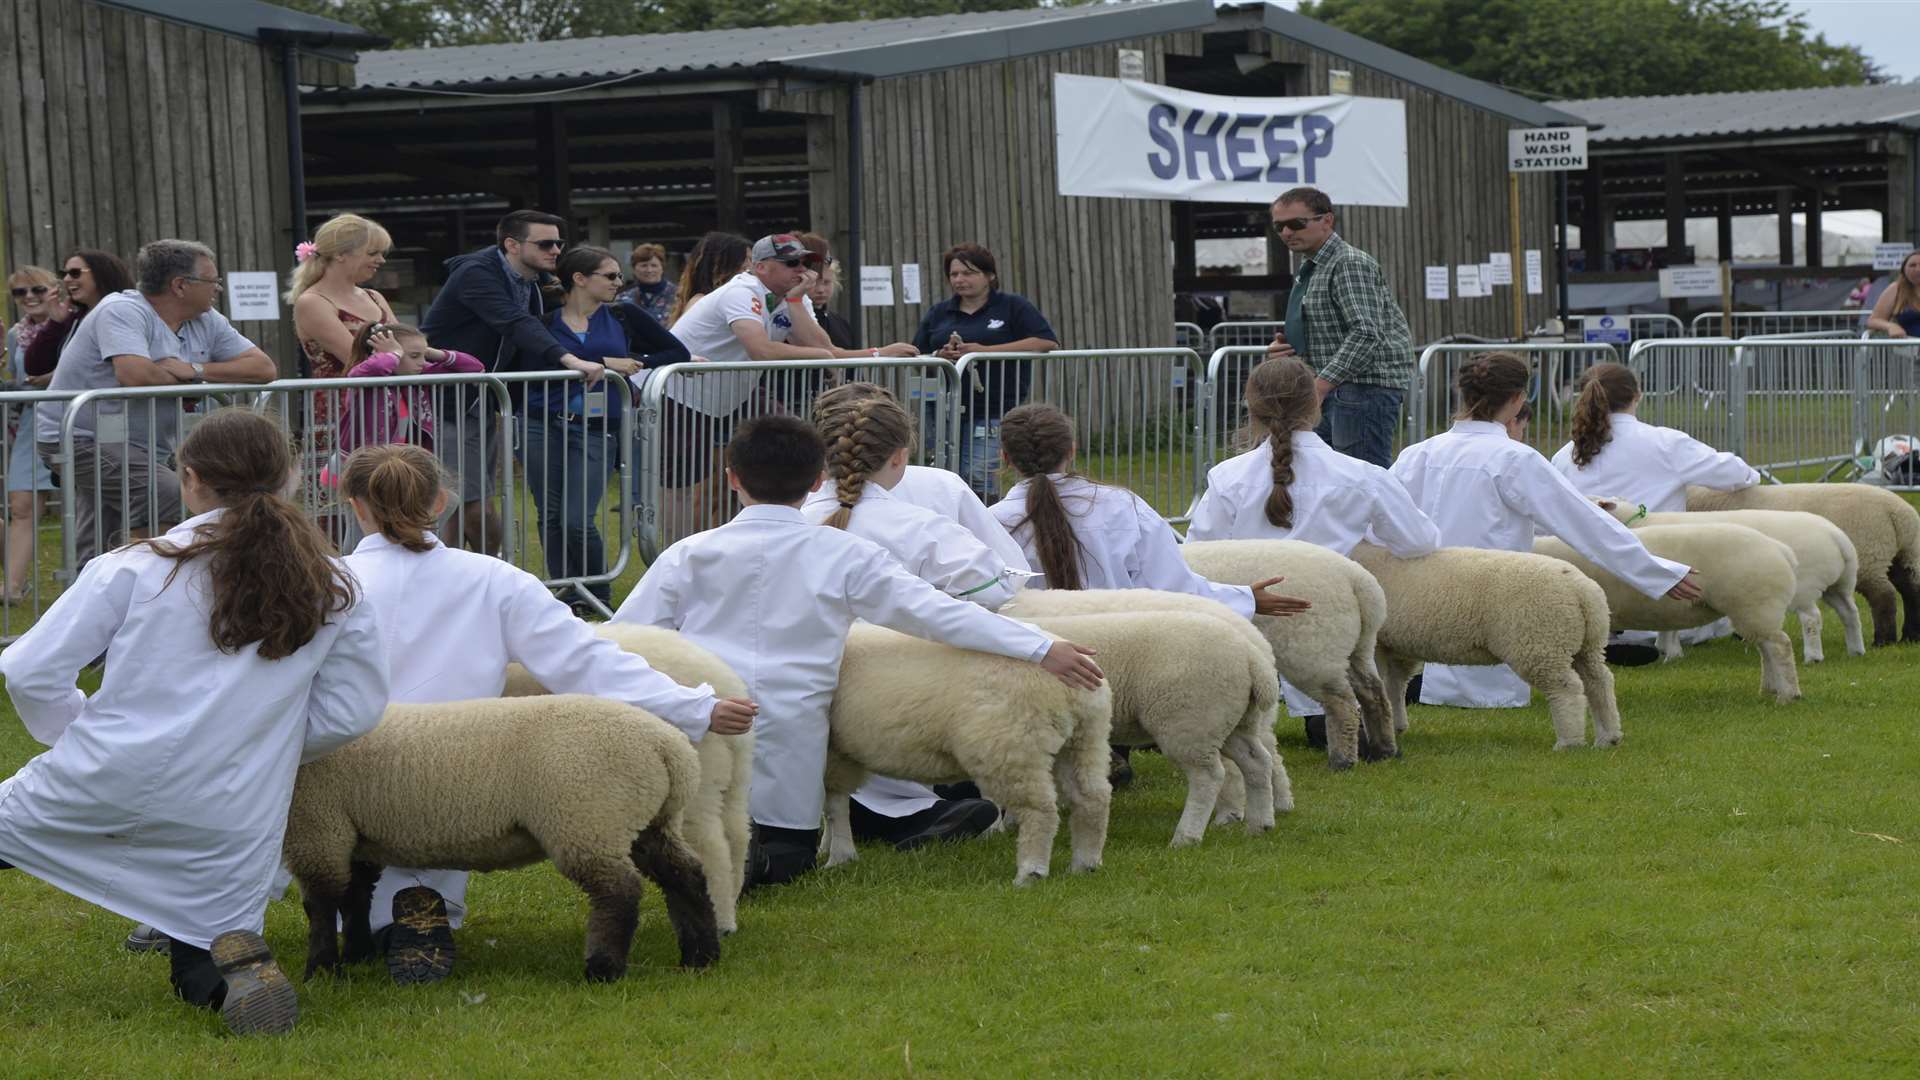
591;271;624;282
525;238;566;251
1273;214;1328;233
61;267;86;278
10;285;49;298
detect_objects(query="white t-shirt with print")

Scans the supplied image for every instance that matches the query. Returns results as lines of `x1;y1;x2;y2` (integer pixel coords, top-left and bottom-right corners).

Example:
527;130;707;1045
666;271;814;417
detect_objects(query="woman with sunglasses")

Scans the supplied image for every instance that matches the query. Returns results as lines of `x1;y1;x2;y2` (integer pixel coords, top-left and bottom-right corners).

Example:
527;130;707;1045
3;266;61;602
20;250;134;384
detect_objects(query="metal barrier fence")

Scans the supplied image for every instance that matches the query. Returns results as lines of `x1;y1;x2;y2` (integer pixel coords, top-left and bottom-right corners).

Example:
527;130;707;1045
0;389;82;645
1174;321;1206;352
635;357;960;563
1200;347;1268;476
1409;342;1620;452
1622;339;1737;451
1690;309;1865;338
1629;313;1686;341
1729;338;1920;483
1208;321;1284;352
952;348;1203;527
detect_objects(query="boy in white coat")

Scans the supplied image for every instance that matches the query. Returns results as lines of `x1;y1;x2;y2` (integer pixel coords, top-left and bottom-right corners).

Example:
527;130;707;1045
614;415;1105;887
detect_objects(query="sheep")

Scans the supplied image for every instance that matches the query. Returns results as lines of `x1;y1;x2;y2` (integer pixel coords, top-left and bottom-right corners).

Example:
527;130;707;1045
824;624;1114;885
1593;499;1864;663
1178;539;1395;770
503;624;753;936
1685;483;1920;647
285;695;718;984
1533;524;1802;702
1001;588;1293;827
1346;543;1623;750
999;605;1284;845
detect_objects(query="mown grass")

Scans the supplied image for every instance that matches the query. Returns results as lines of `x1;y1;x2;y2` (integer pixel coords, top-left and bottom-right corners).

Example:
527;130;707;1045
3;605;1920;1077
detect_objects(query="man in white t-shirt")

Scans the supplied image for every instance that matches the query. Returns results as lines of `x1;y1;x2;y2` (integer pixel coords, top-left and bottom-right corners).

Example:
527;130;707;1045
666;234;841;417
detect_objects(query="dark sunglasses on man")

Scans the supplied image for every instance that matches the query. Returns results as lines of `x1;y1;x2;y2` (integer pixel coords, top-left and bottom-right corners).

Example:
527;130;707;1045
10;285;49;298
1273;213;1329;234
522;238;565;251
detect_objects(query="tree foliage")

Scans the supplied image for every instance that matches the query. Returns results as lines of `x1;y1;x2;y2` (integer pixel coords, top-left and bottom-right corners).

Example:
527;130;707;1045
1297;0;1884;99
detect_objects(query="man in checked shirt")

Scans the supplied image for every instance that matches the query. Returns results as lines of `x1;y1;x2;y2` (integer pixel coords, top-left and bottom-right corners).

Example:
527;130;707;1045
1265;186;1416;468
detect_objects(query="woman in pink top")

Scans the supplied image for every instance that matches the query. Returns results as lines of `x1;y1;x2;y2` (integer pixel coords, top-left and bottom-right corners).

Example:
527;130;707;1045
338;322;483;458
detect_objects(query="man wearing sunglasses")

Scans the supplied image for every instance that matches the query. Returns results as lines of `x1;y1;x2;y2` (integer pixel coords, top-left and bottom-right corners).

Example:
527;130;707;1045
422;210;603;553
664;233;839;424
1266;186;1415;468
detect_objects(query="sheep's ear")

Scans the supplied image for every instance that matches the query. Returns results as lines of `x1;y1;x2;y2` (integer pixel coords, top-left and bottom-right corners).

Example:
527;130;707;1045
1596;499;1618;511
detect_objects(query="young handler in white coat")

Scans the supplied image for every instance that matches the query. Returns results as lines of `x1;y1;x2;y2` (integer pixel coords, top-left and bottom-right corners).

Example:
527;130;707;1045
338;443;756;986
1391;352;1703;708
0;410;390;1035
807;393;1027;847
614;415;1104;888
1187;358;1441;745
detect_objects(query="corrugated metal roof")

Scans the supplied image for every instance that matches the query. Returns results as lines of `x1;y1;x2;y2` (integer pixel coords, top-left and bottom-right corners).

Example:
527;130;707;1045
1551;83;1920;143
350;1;1215;91
96;0;382;46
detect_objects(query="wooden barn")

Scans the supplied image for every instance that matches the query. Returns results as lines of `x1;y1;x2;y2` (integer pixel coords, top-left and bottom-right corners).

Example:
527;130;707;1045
305;0;1582;351
0;0;381;366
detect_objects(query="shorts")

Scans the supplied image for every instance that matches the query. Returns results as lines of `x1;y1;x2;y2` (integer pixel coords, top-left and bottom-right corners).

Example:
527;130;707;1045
434;402;503;505
6;424;54;494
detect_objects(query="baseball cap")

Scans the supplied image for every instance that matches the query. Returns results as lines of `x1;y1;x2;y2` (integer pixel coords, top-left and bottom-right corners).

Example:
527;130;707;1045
751;234;822;265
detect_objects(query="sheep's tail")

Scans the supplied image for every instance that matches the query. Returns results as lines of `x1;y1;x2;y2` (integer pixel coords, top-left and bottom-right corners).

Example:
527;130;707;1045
1573;574;1612;666
652;731;704;834
1346;567;1393;740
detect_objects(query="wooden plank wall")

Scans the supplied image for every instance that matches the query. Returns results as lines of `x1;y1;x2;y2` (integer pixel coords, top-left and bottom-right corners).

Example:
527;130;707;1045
0;0;298;367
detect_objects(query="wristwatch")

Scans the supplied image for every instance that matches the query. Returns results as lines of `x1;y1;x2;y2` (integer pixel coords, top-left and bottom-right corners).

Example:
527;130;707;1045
190;361;206;381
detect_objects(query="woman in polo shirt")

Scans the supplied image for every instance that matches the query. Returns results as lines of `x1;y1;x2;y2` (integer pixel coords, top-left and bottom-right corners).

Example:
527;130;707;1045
912;244;1059;503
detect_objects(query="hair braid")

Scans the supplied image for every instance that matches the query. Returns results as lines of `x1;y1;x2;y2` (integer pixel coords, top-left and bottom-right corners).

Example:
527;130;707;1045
817;396;913;529
1240;358;1320;529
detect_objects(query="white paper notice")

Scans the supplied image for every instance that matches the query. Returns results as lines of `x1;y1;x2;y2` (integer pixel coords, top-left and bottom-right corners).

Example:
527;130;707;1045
1524;249;1544;295
1456;264;1483;298
1479;262;1497;292
1658;265;1722;299
1488;253;1513;286
226;271;280;321
861;265;895;306
1424;266;1450;300
900;263;923;305
1874;243;1916;271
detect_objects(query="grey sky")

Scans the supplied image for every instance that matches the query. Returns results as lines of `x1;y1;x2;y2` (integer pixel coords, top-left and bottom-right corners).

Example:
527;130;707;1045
1786;1;1920;82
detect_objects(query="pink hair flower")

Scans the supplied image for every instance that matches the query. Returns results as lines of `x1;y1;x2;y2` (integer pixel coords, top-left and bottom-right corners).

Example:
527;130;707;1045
294;241;318;264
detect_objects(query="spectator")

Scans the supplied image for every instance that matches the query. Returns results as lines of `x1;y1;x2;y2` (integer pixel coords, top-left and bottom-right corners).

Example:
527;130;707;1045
1265;186;1416;469
420;209;599;554
796;234;856;350
665;231;752;326
912;243;1059;502
338;321;484;458
1866;250;1920;338
656;233;840;542
289;213;398;381
36;240;277;567
618;242;677;325
532;245;658;610
21;249;134;381
4;266;60;602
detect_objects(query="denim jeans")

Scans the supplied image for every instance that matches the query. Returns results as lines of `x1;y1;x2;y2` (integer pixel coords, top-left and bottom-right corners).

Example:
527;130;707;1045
518;409;613;604
920;405;1004;502
1315;382;1403;468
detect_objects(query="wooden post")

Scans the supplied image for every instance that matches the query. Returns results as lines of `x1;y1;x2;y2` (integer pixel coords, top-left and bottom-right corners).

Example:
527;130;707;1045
1509;172;1525;340
534;104;571;223
1776;188;1794;266
1719;260;1733;338
1664;152;1687;320
713;99;743;235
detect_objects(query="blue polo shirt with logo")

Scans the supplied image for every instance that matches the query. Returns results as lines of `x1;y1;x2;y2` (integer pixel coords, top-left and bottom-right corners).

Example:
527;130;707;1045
911;289;1058;417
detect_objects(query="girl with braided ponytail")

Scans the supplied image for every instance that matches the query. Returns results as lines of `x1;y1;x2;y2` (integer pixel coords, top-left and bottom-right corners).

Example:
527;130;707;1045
1390;351;1703;709
1549;362;1757;511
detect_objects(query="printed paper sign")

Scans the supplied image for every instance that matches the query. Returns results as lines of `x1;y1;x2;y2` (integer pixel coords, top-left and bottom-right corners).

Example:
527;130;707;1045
1488;253;1513;286
1658;265;1721;299
226;271;280;322
1456;264;1483;298
1583;313;1631;345
1479;262;1497;292
861;265;895;306
1525;249;1544;295
1508;126;1588;172
1424;266;1450;300
901;263;923;305
1874;243;1916;271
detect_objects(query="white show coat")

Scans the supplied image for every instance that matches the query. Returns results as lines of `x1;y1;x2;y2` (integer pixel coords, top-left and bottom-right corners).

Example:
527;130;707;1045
0;510;389;950
1550;412;1759;512
614;503;1053;830
345;532;721;930
1392;421;1691;708
991;474;1259;617
805;465;1031;572
1189;433;1440;717
1188;433;1442;558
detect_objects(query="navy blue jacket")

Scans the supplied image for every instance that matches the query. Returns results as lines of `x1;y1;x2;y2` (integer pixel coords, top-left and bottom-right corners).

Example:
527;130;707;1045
911;289;1058;416
421;247;568;373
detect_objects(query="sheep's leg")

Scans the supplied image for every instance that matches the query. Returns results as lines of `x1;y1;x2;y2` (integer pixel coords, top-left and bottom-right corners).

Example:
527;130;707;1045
1656;631;1684;662
996;769;1062;885
821;754;864;868
1892;558;1920;642
1572;646;1623;748
1166;750;1227;847
1795;602;1825;664
1220;731;1275;834
631;830;721;970
1510;657;1589;749
1375;649;1416;736
1861;576;1899;646
340;860;382;965
1746;626;1802;703
684;810;737;936
1213;754;1247;827
561;851;647;983
1346;655;1394;750
296;867;349;981
1316;685;1363;770
1058;724;1111;876
1265;724;1293;814
1825;584;1867;657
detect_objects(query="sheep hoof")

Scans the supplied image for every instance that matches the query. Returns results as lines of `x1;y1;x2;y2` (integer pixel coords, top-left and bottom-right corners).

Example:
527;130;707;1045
584;954;628;983
824;850;857;869
1552;740;1582;751
301;957;338;982
1013;868;1048;887
1068;858;1101;875
1326;755;1356;772
1211;810;1244;827
1168;832;1202;849
1595;734;1623;748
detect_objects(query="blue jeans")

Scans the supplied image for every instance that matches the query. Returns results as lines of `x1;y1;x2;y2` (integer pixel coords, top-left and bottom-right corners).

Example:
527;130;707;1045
518;409;613;604
1315;382;1403;468
920;405;1004;502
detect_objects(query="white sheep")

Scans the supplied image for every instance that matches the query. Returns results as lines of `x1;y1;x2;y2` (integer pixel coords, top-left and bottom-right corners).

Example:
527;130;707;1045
1593;499;1863;663
1002;603;1284;844
1534;524;1802;702
1686;483;1920;647
1001;588;1293;828
1178;539;1395;769
503;623;753;935
1346;543;1622;750
824;624;1114;885
285;695;718;983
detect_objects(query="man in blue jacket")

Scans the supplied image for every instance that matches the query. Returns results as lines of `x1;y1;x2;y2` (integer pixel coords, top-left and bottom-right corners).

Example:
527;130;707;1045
421;210;600;552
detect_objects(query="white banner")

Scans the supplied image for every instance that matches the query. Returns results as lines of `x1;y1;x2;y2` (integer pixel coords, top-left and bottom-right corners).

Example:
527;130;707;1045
1052;74;1409;207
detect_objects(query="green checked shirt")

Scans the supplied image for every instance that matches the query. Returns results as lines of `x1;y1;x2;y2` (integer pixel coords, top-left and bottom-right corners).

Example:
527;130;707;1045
1289;232;1415;391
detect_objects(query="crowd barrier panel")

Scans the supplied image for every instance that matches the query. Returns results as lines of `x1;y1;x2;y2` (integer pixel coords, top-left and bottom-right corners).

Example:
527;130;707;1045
1729;338;1920;482
1622;339;1737;451
1174;321;1206;353
1410;342;1620;454
953;348;1203;527
1208;321;1284;352
1626;313;1686;342
1200;345;1274;483
0;389;86;646
1690;309;1865;338
634;357;960;563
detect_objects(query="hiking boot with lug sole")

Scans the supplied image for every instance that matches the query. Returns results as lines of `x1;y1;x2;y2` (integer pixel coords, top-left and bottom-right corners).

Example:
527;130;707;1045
387;886;456;986
210;930;298;1036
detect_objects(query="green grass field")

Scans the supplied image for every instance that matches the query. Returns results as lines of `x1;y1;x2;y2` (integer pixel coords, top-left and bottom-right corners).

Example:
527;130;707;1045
3;593;1920;1076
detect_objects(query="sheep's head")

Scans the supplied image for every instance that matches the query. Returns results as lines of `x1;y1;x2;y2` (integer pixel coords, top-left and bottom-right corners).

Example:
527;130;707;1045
1589;496;1649;526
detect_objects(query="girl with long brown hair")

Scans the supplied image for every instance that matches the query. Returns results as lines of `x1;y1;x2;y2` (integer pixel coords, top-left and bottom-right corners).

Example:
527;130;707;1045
1391;352;1702;709
1551;361;1758;511
0;408;390;1035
